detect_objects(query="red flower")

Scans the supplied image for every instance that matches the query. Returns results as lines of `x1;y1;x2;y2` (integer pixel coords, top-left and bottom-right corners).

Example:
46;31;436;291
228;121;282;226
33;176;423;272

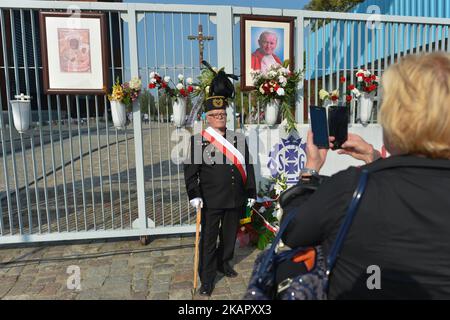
263;201;272;208
368;84;377;92
148;83;156;89
161;82;167;88
187;86;194;93
331;95;338;101
356;72;364;77
340;76;346;83
179;88;187;96
364;77;371;83
346;95;352;102
371;75;377;81
347;84;355;90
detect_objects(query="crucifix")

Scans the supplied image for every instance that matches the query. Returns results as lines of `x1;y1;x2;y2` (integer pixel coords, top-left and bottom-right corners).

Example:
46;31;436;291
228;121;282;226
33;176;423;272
187;24;214;67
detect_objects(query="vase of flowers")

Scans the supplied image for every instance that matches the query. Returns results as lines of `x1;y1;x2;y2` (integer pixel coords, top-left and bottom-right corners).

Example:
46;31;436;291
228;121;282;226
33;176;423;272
148;72;195;128
351;69;379;126
10;93;31;133
108;77;142;129
251;61;302;132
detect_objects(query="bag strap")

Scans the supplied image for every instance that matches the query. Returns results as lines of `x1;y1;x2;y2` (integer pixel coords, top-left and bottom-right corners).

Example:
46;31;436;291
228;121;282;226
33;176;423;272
325;169;369;273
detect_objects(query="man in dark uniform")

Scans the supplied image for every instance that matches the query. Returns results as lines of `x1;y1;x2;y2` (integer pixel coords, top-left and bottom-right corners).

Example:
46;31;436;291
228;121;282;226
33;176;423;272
184;95;257;296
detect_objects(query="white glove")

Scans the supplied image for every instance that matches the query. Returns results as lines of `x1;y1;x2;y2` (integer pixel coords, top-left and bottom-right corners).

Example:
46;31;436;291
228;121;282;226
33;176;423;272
247;198;256;208
190;197;203;209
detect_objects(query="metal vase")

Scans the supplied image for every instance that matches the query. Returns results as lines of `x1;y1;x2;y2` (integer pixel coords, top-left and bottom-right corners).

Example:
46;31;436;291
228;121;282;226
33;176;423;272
110;100;127;129
172;97;187;128
265;99;280;126
10;99;31;133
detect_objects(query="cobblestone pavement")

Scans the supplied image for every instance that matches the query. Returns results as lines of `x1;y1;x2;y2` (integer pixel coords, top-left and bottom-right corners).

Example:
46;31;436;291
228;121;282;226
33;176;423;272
0;235;260;300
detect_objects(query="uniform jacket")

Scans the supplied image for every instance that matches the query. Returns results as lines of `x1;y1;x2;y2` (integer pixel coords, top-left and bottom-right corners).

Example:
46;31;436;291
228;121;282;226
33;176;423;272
184;129;257;209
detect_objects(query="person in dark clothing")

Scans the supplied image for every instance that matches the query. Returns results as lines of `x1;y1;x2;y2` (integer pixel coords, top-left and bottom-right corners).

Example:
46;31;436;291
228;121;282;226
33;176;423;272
282;52;450;299
184;96;257;296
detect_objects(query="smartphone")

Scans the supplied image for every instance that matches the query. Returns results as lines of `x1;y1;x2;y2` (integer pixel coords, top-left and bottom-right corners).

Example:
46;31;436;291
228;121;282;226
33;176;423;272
328;105;349;150
309;106;329;149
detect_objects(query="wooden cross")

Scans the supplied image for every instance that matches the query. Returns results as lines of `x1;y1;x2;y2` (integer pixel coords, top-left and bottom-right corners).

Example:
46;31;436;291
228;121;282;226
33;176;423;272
187;24;214;67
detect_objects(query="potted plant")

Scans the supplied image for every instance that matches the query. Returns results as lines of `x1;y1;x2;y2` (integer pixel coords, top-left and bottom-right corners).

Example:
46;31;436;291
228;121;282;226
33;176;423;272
148;72;195;128
350;69;379;126
251;61;302;132
10;93;32;133
108;77;141;129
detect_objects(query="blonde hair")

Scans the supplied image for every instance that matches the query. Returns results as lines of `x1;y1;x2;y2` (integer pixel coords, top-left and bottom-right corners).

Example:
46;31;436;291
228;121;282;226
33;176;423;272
379;52;450;159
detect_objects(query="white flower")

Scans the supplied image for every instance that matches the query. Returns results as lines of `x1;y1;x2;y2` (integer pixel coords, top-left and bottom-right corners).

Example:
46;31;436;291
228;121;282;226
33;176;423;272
274;184;284;195
149;72;155;79
276;88;285;96
281;67;290;75
176;83;183;90
259;206;266;214
357;69;364;75
268;71;277;78
150;78;157;84
129;77;142;90
352;88;361;98
278;76;287;84
364;70;371;77
186;77;193;85
164;76;171;83
259;87;265;94
177;74;184;81
357;76;363;82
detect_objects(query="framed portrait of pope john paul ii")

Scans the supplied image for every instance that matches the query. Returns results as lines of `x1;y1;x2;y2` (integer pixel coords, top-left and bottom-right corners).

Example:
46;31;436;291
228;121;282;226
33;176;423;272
240;15;295;91
39;11;109;94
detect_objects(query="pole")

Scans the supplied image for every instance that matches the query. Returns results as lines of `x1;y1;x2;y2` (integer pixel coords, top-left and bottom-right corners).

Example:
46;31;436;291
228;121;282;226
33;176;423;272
192;204;202;296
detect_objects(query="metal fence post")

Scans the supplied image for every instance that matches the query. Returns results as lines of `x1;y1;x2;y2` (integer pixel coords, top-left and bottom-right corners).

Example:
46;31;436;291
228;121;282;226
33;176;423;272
127;4;150;230
216;6;235;130
296;14;305;124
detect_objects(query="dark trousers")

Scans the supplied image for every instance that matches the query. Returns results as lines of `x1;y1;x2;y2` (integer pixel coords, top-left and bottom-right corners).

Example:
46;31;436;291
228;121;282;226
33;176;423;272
199;207;243;284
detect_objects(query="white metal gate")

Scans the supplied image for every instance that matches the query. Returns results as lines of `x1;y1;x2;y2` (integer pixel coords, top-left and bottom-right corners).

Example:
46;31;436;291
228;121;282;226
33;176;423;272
0;0;448;245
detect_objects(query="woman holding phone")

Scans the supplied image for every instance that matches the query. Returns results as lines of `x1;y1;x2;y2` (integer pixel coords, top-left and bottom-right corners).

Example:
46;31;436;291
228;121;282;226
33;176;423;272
281;52;450;299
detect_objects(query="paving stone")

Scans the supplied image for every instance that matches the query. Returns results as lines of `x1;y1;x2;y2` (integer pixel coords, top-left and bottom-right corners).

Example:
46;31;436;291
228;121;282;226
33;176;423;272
148;292;169;300
169;289;193;300
149;281;170;293
170;281;193;291
39;283;62;297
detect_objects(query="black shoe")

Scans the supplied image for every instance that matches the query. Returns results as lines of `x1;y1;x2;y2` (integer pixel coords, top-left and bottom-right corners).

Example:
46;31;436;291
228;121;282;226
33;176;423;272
199;282;214;296
218;265;239;278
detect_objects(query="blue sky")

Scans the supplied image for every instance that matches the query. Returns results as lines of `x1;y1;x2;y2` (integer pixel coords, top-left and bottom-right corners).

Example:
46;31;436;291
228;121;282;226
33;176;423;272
127;0;310;9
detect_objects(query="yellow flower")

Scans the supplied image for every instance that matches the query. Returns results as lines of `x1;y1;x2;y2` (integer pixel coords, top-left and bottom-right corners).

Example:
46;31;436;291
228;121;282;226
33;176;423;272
319;89;329;100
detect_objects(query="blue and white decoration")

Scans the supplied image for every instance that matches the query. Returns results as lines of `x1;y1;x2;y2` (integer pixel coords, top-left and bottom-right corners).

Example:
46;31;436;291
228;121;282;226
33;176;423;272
267;134;307;185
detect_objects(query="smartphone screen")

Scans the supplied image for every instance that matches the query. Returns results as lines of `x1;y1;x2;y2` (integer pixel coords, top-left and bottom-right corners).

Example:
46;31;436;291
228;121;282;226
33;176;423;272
328;105;349;150
309;106;329;149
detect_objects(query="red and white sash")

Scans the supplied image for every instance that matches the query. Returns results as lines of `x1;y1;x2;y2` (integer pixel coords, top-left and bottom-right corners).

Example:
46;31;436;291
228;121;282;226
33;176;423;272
201;127;247;184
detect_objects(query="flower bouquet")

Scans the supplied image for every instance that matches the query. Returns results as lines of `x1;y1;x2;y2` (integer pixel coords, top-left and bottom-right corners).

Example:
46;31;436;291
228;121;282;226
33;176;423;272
251;61;302;132
239;173;289;250
351;69;379;125
108;77;142;129
319;76;353;108
148;72;196;127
